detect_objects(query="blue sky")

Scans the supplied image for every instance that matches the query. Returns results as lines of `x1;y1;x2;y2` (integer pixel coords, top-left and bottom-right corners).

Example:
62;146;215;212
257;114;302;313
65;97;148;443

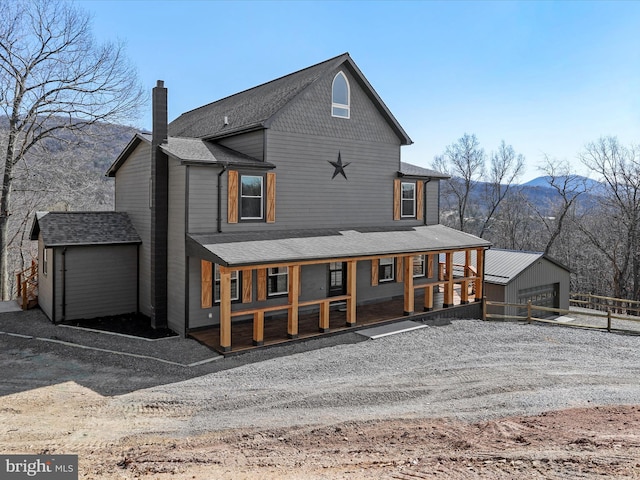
77;0;640;182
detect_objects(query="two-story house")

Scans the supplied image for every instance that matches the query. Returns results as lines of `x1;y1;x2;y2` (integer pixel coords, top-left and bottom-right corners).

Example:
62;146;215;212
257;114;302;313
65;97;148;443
31;53;490;352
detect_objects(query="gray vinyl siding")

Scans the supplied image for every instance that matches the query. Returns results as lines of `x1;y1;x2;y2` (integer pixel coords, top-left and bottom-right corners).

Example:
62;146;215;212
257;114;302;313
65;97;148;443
211;131;415;232
60;245;138;321
188;256;210;329
425;180;440;225
269;66;402;145
37;239;54;321
187;165;217;232
217;130;264;160
185;132;414;233
167;158;186;334
115;142;152;316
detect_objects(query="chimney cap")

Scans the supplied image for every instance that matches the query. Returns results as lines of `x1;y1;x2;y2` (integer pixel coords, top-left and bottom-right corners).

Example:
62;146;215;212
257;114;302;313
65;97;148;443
156;80;165;88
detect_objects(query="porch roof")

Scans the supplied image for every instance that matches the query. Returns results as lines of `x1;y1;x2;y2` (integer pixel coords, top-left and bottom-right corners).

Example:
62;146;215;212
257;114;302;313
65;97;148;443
187;224;491;268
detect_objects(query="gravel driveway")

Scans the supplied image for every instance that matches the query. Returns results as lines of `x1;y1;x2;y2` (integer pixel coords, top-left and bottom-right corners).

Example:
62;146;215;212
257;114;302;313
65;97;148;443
3;308;640;429
108;317;640;435
3;309;640;479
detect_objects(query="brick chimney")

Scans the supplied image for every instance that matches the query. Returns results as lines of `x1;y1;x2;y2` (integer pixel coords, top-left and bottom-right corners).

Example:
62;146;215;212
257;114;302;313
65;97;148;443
150;80;168;329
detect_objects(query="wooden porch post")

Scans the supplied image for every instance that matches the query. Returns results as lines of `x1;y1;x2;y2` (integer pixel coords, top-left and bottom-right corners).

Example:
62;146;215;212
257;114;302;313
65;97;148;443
424;284;434;311
475;248;484;301
346;260;357;326
319;300;330;332
253;311;264;346
461;249;471;304
287;265;300;338
403;255;414;315
444;252;454;307
219;266;232;352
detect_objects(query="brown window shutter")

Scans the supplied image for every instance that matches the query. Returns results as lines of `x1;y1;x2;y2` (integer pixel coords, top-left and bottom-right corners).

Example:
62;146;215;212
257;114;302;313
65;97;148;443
416;181;424;220
371;258;379;286
242;270;252;303
257;268;267;301
395;256;403;283
393;179;401;220
201;260;213;308
227;170;238;224
266;172;276;223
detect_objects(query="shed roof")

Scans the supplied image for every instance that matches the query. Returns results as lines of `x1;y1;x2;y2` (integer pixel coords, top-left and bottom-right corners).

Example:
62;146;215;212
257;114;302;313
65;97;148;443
168;52;412;145
453;248;570;285
30;212;141;247
106;134;272;176
399;162;449;179
188;224;491;268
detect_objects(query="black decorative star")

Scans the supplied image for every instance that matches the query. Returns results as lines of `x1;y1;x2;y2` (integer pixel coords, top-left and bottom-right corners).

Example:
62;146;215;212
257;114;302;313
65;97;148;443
328;151;351;180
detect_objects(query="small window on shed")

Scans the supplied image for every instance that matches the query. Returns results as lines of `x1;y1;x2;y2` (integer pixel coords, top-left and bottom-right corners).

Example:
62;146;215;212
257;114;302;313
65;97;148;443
42;248;48;276
332;71;350;118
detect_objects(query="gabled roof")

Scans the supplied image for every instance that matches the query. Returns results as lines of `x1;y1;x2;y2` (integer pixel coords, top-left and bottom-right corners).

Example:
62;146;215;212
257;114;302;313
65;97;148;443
399;162;449;179
188;224;491;268
453;248;570;285
30;212;141;247
168;52;412;145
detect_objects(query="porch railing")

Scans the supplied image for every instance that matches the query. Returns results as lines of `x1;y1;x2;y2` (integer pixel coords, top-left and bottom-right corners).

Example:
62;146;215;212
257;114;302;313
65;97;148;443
16;260;38;310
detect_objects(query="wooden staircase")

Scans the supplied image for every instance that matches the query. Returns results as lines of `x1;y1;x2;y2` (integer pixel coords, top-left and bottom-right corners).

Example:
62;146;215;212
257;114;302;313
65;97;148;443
16;260;38;310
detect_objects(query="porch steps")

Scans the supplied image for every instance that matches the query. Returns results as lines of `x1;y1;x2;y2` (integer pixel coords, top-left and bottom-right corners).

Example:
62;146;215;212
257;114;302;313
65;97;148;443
355;320;427;340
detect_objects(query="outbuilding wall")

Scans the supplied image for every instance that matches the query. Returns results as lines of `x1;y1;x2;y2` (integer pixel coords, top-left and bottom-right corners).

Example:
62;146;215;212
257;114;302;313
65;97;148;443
43;244;138;323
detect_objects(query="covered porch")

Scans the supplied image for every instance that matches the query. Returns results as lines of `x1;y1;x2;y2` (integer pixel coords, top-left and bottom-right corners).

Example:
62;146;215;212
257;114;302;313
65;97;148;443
190;284;481;354
187;225;491;354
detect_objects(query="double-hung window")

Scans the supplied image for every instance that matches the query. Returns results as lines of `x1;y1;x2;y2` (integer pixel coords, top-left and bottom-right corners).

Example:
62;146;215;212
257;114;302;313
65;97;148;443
214;264;239;302
240;175;263;220
267;267;288;296
401;182;416;218
412;255;426;277
379;257;395;283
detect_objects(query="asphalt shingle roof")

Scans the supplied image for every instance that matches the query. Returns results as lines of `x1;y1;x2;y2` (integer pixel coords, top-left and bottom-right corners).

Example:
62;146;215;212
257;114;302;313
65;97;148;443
168;55;345;139
399;162;449;179
167;52;411;145
188;224;491;268
31;212;141;247
159;137;273;167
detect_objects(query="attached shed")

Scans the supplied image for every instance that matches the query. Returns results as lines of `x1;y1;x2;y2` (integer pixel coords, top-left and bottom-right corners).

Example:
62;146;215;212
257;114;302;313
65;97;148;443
482;249;571;317
30;212;141;323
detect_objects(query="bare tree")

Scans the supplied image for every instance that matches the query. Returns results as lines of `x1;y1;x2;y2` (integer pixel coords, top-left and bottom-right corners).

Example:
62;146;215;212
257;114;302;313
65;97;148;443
579;137;640;300
528;157;586;255
433;133;485;233
477;141;525;238
488;189;536;250
0;0;144;298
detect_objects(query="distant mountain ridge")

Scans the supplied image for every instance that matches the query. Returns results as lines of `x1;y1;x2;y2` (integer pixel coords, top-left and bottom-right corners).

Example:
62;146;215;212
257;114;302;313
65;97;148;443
521;175;604;193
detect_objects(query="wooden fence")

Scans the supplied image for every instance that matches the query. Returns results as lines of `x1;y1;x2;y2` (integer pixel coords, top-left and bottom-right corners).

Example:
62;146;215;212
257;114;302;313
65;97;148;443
483;295;640;334
570;292;640;316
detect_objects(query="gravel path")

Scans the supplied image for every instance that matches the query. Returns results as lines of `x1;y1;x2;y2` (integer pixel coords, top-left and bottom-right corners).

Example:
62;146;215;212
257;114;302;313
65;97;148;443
109;319;640;435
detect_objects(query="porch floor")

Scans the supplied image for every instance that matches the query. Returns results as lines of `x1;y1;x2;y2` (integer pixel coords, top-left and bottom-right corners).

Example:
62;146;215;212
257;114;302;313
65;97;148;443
189;288;475;354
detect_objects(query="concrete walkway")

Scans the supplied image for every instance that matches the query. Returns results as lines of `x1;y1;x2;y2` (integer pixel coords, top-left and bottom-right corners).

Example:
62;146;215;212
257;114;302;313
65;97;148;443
0;300;22;313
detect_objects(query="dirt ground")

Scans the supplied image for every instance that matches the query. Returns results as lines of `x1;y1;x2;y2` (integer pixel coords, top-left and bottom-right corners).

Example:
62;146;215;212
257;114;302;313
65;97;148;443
2;382;639;479
4;312;640;479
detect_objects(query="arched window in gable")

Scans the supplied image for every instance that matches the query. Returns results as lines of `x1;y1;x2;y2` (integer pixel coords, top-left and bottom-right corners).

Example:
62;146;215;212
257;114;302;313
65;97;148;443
332;71;350;118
